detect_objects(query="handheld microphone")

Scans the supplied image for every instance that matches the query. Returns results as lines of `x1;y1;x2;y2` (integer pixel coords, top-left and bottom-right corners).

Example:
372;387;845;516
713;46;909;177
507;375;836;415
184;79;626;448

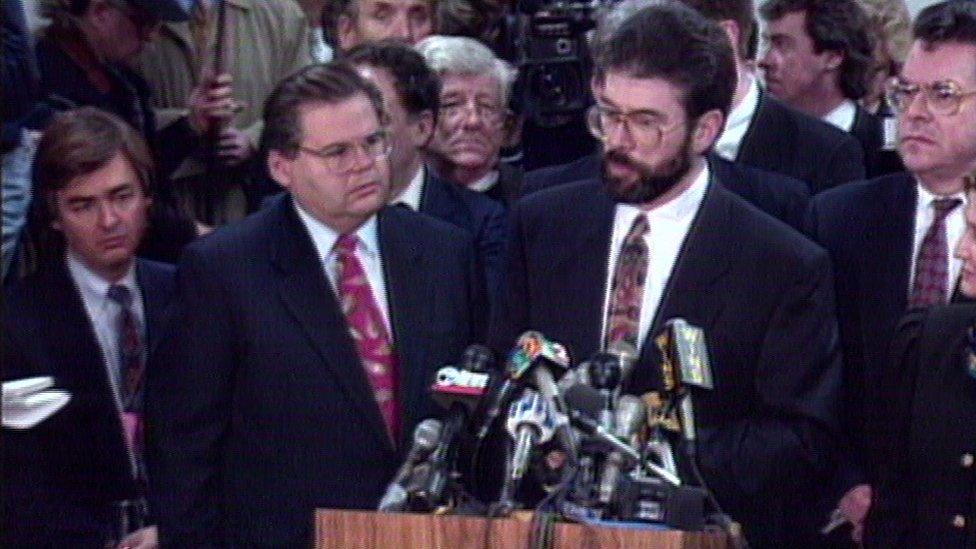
654;319;713;457
491;390;556;516
475;331;570;441
377;419;443;511
597;395;646;507
417;345;495;509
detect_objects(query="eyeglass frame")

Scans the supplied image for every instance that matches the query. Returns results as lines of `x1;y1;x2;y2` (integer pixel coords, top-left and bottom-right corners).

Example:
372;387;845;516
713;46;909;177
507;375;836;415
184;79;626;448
438;98;510;127
885;77;976;117
586;104;685;149
295;129;392;174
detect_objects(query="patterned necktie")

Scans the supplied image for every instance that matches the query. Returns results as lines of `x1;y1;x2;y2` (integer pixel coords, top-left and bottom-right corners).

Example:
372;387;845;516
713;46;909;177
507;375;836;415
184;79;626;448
334;234;401;445
909;197;962;308
605;214;650;349
106;284;145;470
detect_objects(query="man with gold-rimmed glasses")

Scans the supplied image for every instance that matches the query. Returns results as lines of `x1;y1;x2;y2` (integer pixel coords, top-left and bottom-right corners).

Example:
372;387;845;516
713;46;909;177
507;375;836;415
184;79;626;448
145;61;486;547
807;2;976;542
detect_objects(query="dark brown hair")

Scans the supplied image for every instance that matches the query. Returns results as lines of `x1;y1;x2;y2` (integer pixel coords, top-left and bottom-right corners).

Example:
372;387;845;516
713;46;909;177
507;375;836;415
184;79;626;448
26;106;154;266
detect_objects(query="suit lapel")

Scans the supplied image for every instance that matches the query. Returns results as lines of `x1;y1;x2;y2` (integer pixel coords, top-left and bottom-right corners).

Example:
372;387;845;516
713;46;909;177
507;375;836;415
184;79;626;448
420;171;466;226
377;208;428;449
270;198;394;453
636;181;733;387
738;92;798;176
860;175;915;347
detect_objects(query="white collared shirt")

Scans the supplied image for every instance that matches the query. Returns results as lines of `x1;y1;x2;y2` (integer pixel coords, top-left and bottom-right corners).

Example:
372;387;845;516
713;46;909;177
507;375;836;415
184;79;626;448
822;99;858;133
468;170;500;193
293;201;393;335
715;74;761;162
66;253;144;397
909;182;967;299
392;165;426;211
599;165;710;352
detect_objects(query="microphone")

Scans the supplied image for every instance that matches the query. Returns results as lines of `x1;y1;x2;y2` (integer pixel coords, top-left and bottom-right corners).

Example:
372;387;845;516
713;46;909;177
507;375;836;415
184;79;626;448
597;395;647;507
475;331;570;441
416;345;495;510
491;390;557;516
377;418;443;511
654;319;713;457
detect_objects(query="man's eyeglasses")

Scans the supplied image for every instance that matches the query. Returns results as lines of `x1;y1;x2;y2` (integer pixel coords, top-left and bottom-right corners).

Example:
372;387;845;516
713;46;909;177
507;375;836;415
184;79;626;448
885;78;976;117
440;100;507;127
297;130;391;173
586;105;683;149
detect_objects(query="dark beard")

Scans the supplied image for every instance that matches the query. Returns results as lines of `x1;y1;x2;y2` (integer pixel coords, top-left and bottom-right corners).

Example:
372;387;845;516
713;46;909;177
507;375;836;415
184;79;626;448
602;134;693;204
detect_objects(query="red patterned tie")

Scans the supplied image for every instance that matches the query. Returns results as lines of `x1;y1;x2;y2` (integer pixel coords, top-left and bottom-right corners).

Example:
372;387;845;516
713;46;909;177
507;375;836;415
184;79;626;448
909;197;962;308
605;215;650;349
107;284;145;471
334;234;401;444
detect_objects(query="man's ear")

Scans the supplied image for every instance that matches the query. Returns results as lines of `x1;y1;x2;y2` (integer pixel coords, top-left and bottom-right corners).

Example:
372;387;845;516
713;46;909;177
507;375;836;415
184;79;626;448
502;112;523;150
823;50;844;71
718;19;742;58
692;109;725;156
267;150;295;190
411;110;435;148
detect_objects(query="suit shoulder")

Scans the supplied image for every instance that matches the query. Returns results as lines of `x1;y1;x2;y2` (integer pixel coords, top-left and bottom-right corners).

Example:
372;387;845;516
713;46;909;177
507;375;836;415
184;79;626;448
814;172;912;213
721;186;826;263
386;205;474;250
184;201;281;262
518;178;604;213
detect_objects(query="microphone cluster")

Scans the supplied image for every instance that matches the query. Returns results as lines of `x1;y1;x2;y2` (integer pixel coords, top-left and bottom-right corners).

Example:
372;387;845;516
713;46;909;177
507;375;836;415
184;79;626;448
378;323;737;537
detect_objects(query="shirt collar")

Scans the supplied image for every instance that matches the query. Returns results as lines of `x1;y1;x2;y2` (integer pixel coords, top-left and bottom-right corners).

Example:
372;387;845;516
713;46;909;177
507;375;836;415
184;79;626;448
65;251;137;305
916;179;967;212
822;99;858;133
468;170;500;193
392;165;426;211
293;199;381;262
726;74;760;133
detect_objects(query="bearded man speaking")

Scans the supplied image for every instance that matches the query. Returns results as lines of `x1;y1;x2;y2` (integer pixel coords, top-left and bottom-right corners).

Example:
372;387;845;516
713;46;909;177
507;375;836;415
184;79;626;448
488;3;841;547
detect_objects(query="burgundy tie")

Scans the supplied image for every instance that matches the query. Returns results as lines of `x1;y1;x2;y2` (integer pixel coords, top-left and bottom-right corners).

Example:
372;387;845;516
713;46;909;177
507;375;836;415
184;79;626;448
605;214;650;349
909;197;962;308
334;234;401;444
107;284;145;468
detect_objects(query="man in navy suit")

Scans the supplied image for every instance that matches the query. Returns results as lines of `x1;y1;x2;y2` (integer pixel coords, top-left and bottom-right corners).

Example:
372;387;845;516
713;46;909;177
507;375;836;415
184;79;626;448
492;5;840;546
807;1;976;542
758;0;903;178
3;108;174;548
147;62;486;546
346;40;508;302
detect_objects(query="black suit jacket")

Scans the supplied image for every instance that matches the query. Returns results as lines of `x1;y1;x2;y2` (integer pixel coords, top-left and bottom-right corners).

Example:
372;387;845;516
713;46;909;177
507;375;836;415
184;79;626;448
483;162;523;207
2;258;175;545
849;104;905;179
739;92;865;194
419;171;508;303
522;153;811;232
491;177;841;547
866;304;976;548
147;195;486;547
806;173;918;493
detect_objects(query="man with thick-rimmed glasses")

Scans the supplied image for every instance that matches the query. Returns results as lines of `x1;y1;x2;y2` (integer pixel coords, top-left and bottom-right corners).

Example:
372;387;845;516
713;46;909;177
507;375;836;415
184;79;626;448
146;61;486;547
807;1;976;543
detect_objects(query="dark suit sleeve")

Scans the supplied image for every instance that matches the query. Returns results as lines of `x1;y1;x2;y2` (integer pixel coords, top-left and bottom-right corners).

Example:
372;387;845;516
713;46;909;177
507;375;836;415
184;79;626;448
488;202;529;355
864;311;925;547
698;250;841;498
146;245;235;547
815;136;865;193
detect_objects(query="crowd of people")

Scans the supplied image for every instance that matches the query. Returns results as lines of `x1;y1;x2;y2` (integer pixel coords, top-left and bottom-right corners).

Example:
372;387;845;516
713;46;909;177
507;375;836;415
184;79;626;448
3;0;976;547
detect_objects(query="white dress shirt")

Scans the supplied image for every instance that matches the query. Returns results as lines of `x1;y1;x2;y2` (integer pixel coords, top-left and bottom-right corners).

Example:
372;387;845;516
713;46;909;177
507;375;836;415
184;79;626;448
822;99;858;133
468;170;500;193
66;253;144;405
909;182;967;300
599;166;710;352
392;165;425;211
715;74;761;162
294;201;393;335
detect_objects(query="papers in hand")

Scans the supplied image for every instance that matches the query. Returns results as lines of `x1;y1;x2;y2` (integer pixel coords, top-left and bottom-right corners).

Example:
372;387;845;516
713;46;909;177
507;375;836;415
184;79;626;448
3;377;71;430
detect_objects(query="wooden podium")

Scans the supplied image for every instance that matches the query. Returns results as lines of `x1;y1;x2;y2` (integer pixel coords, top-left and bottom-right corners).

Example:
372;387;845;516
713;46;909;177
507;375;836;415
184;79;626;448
314;509;731;548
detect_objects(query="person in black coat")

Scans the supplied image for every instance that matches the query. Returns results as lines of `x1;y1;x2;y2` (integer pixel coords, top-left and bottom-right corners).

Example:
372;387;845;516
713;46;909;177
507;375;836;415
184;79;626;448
147;63;486;547
491;6;840;546
2;108;175;548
